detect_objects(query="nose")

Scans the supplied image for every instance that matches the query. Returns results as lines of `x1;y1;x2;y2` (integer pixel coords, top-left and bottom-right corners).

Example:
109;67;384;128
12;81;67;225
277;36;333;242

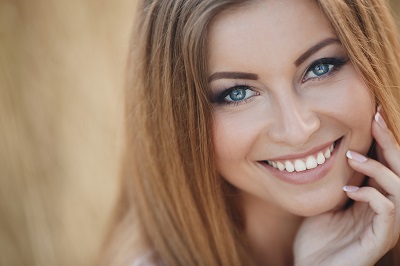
267;94;320;147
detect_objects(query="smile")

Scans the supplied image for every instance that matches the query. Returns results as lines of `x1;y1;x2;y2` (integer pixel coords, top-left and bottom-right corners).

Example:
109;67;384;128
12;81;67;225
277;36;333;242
259;138;342;185
265;143;335;173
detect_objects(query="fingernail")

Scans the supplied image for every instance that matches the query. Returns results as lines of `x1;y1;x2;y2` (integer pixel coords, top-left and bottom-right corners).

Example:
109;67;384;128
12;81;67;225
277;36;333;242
346;150;368;162
343;185;360;192
374;112;387;129
377;105;381;112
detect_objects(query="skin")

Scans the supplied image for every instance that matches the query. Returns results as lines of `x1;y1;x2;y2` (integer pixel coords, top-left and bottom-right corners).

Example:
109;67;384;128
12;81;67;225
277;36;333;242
208;0;400;265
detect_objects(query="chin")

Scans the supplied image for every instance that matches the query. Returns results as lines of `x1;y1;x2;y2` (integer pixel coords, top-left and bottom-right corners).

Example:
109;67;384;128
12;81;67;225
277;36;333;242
284;188;350;217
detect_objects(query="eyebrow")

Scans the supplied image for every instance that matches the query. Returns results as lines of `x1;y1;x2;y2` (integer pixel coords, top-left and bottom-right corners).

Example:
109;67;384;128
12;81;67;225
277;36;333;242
208;37;341;83
294;37;341;66
208;72;259;83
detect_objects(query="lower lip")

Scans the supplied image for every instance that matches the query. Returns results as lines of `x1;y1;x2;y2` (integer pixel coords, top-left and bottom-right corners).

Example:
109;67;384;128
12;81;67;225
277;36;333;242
260;138;342;185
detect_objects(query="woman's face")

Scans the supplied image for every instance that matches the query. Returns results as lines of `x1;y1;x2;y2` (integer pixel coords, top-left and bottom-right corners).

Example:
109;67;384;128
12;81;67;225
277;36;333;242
208;0;375;216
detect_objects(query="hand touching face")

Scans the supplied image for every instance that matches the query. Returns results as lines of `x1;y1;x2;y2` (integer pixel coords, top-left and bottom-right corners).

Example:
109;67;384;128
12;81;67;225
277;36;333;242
294;110;400;265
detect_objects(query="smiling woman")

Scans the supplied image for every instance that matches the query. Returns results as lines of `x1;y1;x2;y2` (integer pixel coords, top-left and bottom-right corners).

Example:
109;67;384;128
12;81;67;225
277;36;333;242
209;0;374;219
100;0;400;265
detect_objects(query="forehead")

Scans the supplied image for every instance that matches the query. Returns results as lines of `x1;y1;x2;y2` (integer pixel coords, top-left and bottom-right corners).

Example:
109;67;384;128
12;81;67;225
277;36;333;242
207;0;337;74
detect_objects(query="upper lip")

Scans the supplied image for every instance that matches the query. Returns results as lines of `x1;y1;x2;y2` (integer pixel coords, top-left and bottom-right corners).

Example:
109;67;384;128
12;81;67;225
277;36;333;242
264;138;339;161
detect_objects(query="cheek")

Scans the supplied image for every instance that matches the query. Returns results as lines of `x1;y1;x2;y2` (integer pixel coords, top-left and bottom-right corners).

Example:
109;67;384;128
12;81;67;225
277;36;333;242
342;85;374;124
313;67;375;131
330;75;375;150
212;111;262;165
212;111;269;198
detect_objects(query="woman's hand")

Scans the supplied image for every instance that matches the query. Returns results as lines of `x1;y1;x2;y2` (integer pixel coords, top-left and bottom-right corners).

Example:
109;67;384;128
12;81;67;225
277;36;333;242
294;111;400;266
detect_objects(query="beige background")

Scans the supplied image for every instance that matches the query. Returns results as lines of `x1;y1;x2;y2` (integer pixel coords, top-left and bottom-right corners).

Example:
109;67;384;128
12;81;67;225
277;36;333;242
0;1;399;266
0;0;136;265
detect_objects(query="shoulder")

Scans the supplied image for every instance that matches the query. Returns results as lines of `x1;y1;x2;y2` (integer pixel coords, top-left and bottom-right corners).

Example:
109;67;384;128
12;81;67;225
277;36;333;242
131;251;163;266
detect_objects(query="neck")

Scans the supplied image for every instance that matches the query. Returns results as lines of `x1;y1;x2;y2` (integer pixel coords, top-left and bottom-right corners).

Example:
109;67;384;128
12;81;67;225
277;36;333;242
240;192;303;266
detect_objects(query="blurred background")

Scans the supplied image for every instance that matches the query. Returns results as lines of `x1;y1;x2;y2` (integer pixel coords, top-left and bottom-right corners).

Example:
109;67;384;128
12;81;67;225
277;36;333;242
0;1;399;266
1;0;136;265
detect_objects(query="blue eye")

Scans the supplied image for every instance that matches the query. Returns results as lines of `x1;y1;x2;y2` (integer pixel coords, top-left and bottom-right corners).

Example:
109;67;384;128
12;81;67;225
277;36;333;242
306;63;333;78
224;86;256;103
303;57;348;82
313;64;332;76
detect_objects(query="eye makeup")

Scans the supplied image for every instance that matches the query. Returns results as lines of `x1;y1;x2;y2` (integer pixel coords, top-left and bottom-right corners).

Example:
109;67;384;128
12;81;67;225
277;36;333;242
210;84;259;106
209;53;350;107
302;56;349;83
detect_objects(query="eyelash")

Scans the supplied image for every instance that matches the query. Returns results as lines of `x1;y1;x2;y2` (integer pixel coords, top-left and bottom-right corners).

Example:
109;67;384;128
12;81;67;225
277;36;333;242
212;56;349;106
302;57;348;82
211;83;259;106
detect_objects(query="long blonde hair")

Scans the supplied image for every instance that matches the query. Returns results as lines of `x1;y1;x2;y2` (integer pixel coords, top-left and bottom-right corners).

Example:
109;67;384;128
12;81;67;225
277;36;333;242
101;0;400;265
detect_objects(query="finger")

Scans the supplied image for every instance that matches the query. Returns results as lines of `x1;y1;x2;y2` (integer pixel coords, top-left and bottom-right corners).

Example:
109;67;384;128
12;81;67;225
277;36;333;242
344;186;396;249
372;111;400;176
346;151;400;245
346;150;400;198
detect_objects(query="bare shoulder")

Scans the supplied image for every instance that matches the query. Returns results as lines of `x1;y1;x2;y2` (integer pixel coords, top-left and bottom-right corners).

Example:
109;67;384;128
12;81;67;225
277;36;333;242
131;251;163;266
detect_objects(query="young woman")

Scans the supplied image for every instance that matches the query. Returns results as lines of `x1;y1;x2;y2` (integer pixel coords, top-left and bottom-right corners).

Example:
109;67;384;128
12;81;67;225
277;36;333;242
101;0;400;265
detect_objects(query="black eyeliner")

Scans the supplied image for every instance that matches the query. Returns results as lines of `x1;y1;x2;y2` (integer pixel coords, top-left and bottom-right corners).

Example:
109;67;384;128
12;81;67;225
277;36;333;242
308;56;349;69
211;87;234;103
302;56;349;82
210;84;251;104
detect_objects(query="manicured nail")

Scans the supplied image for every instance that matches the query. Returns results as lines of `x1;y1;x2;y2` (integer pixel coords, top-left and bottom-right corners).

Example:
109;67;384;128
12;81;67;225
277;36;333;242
377;105;381;112
346;150;368;162
374;112;387;129
343;185;360;192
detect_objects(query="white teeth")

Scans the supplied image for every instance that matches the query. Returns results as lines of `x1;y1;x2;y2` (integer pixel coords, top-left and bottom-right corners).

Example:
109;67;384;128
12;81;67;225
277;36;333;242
294;159;306;172
329;143;334;152
305;156;318;169
285;161;295;172
277;162;285;171
324;148;331;159
266;142;336;172
316;152;325;164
